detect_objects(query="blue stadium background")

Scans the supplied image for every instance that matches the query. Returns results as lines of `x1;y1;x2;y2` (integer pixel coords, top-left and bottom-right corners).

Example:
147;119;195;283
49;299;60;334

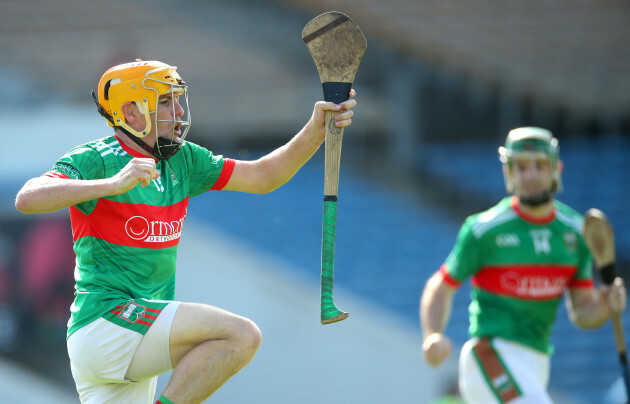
1;0;629;402
190;135;630;404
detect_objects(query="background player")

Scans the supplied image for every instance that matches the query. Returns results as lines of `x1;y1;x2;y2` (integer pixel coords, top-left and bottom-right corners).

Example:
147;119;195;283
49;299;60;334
420;127;626;404
14;60;357;404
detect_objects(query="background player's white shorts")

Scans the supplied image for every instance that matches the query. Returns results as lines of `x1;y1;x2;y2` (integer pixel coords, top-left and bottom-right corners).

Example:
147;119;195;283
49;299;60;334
67;301;181;404
459;337;553;404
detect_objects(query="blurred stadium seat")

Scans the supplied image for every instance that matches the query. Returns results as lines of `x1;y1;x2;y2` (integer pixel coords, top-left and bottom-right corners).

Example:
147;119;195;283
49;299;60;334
191;135;630;403
2;0;629;402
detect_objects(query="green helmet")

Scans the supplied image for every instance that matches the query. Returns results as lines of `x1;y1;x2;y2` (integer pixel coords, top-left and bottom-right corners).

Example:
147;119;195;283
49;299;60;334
498;127;562;204
499;127;559;163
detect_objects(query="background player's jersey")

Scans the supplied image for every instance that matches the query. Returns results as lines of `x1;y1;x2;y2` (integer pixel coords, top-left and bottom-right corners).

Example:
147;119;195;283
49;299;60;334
46;136;234;337
441;196;594;353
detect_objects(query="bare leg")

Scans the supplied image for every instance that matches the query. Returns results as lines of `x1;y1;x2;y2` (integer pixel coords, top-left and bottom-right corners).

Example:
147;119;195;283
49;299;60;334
161;303;262;403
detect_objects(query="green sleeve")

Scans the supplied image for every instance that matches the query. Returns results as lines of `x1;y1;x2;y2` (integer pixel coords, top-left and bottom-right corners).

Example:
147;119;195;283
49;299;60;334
575;235;594;281
49;145;105;213
50;145;105;181
184;142;226;197
444;215;483;282
557;204;593;283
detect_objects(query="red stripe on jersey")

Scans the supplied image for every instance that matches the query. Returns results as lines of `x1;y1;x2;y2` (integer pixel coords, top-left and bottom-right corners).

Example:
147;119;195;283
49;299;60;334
146;308;162;313
144;314;158;320
510;196;556;224
42;171;70;179
70;197;189;248
569;278;594;289
439;264;462;288
114;135;157;160
211;158;235;191
472;264;578;300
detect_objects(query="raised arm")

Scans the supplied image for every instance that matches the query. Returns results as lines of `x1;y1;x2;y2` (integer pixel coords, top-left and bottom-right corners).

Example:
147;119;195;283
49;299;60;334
222;91;356;194
15;157;159;214
566;277;626;329
420;270;457;367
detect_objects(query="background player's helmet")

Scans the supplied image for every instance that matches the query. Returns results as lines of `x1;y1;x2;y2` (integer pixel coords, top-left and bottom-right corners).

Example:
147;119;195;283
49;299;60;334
498;127;562;205
93;60;191;159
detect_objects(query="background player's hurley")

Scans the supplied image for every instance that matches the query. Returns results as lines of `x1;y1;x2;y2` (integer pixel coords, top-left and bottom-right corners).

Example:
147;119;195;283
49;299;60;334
583;208;630;403
302;11;367;324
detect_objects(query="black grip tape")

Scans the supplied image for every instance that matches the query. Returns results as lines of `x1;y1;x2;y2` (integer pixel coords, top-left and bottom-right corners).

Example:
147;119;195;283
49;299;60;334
600;263;616;285
324;195;338;202
322;82;352;105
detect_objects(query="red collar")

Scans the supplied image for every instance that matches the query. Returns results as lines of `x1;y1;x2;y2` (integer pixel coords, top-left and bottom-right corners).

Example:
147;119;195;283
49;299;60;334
114;135;157;160
510;195;556;224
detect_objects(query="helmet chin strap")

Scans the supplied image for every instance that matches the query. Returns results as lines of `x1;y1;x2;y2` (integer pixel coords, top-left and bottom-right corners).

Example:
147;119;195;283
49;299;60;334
92;91;181;161
109;118;182;161
153;136;182;160
124;131;181;161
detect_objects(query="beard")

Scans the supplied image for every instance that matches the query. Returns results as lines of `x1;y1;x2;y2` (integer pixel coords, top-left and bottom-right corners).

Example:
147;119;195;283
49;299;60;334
519;190;552;206
518;182;557;207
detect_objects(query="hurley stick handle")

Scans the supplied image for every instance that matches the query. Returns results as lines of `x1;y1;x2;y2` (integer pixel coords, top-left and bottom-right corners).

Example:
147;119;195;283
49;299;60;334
324;110;344;195
612;313;628;354
321;198;347;324
320;109;348;324
607;291;629;403
303;11;366;324
583;208;630;400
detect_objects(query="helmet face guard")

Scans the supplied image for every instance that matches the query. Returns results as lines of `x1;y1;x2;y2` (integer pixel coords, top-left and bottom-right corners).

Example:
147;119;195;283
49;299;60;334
498;127;562;206
93;60;192;160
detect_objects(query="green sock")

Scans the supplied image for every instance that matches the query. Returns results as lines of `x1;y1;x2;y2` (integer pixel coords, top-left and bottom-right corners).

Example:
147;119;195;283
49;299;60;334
156;395;175;404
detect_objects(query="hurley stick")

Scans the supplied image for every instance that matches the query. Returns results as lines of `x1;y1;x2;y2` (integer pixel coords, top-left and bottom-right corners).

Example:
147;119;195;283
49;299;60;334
302;11;366;324
583;208;629;402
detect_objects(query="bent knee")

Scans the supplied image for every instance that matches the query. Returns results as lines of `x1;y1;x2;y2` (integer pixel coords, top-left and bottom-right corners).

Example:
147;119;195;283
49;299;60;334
234;317;262;354
170;303;262;358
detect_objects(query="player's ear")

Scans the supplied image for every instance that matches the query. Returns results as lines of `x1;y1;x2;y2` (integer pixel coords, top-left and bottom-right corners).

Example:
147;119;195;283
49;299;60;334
121;101;138;123
557;159;564;173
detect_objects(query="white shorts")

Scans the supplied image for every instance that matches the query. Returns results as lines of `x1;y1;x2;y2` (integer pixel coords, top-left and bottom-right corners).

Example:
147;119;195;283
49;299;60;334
459;337;553;404
67;301;181;404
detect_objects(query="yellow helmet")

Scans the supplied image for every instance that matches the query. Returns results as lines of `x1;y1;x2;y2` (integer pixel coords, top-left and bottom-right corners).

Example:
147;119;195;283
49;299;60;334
94;60;190;139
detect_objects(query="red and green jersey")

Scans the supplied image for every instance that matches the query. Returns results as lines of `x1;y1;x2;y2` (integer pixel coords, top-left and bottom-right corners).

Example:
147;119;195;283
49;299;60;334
45;136;235;338
440;196;593;353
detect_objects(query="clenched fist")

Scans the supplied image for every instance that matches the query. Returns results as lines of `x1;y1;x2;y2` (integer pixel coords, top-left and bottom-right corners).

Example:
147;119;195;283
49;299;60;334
422;332;453;367
111;158;159;194
603;277;627;313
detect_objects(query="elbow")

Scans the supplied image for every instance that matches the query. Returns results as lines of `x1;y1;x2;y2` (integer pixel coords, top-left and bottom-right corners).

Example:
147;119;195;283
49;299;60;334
15;195;32;214
15;179;38;214
15;192;36;214
257;182;280;194
252;173;282;194
254;159;293;194
15;182;44;214
244;181;275;195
